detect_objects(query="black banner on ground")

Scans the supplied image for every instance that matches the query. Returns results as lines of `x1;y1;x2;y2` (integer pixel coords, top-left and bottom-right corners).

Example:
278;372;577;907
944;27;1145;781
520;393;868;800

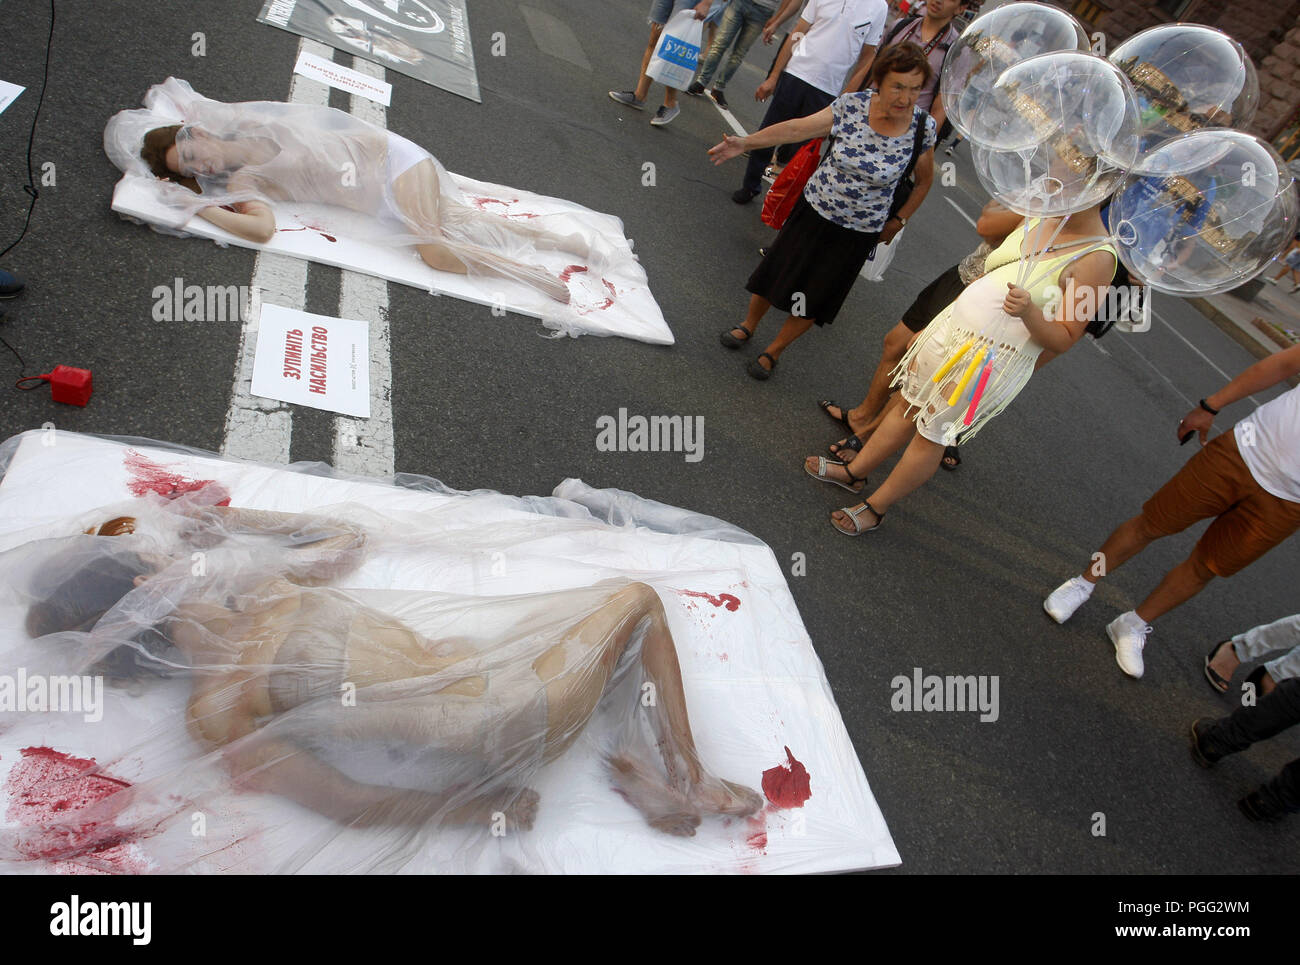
257;0;479;102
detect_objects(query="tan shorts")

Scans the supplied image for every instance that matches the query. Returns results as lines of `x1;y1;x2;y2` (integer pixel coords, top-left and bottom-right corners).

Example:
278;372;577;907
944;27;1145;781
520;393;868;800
1141;432;1300;577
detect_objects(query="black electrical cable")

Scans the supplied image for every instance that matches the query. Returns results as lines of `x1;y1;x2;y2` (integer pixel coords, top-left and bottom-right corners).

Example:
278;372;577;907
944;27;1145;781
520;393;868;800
0;0;55;259
0;321;27;372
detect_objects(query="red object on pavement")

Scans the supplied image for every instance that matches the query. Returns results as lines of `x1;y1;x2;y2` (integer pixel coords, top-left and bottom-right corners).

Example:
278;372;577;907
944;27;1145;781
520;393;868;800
16;365;94;406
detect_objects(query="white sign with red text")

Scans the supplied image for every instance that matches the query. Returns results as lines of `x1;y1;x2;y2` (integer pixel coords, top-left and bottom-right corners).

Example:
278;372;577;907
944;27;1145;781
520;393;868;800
251;304;371;417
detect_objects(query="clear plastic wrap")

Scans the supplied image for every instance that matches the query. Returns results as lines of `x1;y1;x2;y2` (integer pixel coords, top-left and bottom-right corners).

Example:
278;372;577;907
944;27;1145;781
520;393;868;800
0;432;897;874
104;78;626;304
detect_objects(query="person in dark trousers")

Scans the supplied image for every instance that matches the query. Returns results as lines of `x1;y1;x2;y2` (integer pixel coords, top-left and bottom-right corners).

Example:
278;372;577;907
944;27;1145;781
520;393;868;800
1191;678;1300;822
732;0;889;204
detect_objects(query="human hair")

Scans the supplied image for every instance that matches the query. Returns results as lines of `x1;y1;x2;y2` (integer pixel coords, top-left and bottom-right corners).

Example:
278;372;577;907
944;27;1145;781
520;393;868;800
871;42;935;90
25;545;176;678
26;548;152;638
141;125;200;194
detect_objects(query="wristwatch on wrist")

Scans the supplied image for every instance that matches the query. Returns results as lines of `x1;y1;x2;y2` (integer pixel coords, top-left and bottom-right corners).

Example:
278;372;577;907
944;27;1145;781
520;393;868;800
1199;398;1220;415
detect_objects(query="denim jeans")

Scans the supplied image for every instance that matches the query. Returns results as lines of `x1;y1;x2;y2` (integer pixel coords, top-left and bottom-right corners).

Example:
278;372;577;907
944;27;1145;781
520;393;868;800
649;0;728;26
1233;613;1300;683
696;0;771;91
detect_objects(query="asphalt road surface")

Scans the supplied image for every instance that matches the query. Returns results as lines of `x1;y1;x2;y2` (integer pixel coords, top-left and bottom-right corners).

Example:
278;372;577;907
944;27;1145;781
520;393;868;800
0;0;1296;873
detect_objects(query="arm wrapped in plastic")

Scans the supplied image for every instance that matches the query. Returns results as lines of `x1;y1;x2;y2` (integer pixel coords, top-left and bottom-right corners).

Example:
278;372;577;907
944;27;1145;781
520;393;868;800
0;432;898;873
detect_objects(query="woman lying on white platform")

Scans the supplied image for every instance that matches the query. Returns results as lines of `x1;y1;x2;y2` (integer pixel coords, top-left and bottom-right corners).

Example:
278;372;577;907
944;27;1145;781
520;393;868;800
109;79;608;303
15;496;762;843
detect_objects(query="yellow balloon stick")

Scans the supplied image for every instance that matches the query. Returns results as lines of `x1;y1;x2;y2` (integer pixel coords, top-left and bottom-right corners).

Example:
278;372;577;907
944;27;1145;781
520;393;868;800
947;347;987;407
930;338;975;384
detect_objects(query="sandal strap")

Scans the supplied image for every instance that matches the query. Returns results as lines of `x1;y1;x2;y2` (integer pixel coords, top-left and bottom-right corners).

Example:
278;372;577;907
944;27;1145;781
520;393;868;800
842;501;882;532
758;352;776;367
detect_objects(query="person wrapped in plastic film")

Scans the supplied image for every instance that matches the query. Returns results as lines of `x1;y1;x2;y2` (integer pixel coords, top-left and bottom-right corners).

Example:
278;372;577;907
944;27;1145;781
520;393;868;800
1;486;763;872
104;78;626;305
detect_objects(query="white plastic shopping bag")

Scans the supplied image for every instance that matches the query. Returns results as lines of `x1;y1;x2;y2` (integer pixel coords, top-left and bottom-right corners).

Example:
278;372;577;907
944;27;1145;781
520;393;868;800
859;228;904;282
646;10;704;90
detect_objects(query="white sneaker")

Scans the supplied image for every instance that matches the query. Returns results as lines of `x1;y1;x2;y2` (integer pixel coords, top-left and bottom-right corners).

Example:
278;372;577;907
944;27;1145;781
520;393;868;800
1107;611;1151;678
1263;276;1278;285
1043;575;1094;624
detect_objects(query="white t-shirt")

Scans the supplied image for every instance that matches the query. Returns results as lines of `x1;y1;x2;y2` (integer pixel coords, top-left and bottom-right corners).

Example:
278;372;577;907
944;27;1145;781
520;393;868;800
1235;382;1300;503
787;0;889;95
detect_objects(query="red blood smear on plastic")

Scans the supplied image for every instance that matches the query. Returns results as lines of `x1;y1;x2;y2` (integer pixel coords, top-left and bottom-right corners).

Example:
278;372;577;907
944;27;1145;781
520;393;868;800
560;264;588;283
123;450;230;505
746;812;768;852
319;233;337;243
603;279;617;299
4;747;144;873
677;590;740;611
762;746;812;809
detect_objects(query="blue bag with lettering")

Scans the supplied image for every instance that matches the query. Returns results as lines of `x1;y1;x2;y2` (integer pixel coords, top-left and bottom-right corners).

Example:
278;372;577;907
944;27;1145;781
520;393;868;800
646;10;703;91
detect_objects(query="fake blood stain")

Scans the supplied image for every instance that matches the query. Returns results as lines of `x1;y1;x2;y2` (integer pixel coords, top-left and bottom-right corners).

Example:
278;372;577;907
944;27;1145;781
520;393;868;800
3;747;143;873
469;196;538;219
123;450;230;505
762;746;812;809
277;224;337;242
677;590;741;612
560;264;588;283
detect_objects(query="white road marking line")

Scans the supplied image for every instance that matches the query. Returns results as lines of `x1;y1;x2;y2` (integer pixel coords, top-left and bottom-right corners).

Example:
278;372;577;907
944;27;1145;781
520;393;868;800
1150;305;1260;404
943;196;976;228
1109;330;1196;407
333;56;394;478
221;38;334;463
708;96;749;137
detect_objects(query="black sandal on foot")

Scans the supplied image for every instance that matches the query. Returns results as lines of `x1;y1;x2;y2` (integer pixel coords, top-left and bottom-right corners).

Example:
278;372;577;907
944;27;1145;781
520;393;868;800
720;326;753;349
746;352;777;380
941;445;961;471
817;400;854;432
828;434;863;460
1245;665;1273;696
1203;639;1234;695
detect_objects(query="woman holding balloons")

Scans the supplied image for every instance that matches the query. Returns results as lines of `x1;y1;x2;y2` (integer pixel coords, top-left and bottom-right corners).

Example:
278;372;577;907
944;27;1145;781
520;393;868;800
802;4;1297;535
803;203;1118;534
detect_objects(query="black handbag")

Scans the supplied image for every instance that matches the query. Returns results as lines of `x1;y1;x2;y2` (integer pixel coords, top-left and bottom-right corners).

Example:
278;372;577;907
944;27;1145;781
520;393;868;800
888;109;929;220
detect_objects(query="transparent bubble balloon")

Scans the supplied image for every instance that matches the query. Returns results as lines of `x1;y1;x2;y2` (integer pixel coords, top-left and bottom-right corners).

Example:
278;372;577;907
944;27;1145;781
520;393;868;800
968;52;1141;157
1110;130;1299;296
1109;24;1259;154
968;54;1140;216
940;2;1089;142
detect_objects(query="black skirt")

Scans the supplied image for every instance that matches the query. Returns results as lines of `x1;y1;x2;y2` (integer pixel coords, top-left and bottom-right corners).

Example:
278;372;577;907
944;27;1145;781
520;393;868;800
900;263;966;333
745;196;882;326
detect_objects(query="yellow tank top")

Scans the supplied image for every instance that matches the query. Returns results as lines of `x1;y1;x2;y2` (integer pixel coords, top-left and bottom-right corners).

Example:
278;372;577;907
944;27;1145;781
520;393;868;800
983;218;1118;304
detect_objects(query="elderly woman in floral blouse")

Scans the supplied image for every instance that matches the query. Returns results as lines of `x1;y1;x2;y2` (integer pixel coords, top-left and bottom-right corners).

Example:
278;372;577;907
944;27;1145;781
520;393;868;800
708;42;936;380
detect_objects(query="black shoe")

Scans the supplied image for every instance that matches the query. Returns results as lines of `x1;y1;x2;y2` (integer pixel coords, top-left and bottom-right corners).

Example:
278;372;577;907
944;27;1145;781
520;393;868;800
686;81;705;96
709;88;729;109
1189;718;1222;769
719;326;752;349
732;187;759;205
1238;789;1285;822
0;269;24;299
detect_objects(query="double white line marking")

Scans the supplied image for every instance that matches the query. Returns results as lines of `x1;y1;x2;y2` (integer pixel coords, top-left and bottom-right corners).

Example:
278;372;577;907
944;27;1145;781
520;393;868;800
221;39;395;477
